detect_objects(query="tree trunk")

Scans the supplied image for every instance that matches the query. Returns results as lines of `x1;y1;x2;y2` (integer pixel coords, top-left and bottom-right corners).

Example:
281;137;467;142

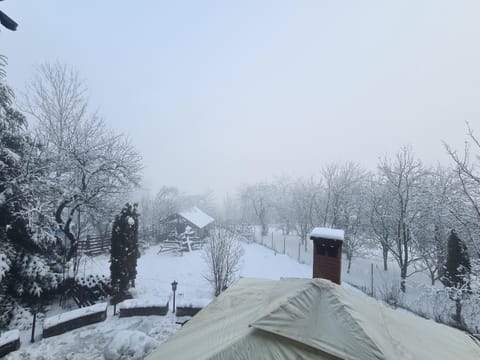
260;219;268;237
382;245;388;271
400;222;409;293
454;297;463;326
55;200;79;262
400;264;407;292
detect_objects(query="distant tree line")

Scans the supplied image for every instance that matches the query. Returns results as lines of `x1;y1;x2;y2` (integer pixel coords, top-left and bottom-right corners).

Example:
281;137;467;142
229;139;480;296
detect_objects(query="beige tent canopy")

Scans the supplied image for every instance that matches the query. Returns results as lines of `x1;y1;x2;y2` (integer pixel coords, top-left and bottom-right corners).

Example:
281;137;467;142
147;278;480;360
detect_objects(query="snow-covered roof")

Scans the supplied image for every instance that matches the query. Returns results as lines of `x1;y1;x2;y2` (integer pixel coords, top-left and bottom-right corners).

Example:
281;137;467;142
146;278;480;360
310;227;344;241
178;207;214;229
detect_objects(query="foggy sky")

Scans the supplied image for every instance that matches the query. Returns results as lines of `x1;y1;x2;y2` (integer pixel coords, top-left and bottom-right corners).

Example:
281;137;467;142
2;1;479;198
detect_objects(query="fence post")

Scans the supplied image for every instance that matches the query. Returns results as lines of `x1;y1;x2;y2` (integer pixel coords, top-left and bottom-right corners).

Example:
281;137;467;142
86;235;91;253
370;263;374;297
298;239;301;262
283;236;286;254
271;232;274;249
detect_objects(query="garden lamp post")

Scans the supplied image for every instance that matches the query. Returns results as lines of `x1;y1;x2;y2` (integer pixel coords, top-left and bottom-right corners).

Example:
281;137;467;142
171;280;178;313
31;309;37;343
30;302;42;343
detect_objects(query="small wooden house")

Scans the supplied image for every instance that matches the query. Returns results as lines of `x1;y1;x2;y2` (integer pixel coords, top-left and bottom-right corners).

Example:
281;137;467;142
162;206;214;239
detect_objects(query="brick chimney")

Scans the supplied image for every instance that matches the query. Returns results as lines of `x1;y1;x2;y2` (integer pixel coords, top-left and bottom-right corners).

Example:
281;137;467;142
310;227;344;285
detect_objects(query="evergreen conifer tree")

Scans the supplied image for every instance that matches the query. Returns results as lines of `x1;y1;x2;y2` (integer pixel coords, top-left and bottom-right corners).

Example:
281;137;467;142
441;229;471;325
125;204;139;287
0;58;59;327
441;229;471;288
110;203;139;301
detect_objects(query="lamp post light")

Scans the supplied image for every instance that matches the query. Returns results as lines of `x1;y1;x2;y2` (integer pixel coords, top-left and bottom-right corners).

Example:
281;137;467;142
171;280;178;313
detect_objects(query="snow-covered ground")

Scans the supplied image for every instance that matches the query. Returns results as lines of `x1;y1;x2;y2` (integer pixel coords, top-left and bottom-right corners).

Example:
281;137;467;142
6;231;478;359
5;241;310;359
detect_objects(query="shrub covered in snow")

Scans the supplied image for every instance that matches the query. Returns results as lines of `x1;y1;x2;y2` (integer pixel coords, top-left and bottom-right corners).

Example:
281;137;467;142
103;330;159;360
7;303;43;332
203;228;244;296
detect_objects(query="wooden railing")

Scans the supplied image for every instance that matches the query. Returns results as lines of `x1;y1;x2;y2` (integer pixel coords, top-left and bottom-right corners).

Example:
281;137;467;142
77;229;157;257
78;235;109;256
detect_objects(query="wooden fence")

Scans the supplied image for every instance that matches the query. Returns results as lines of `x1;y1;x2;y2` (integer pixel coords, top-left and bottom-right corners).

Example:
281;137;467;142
78;228;157;257
78;235;109;257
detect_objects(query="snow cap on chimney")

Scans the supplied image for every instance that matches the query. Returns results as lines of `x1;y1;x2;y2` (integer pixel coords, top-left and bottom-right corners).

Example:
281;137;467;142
310;227;344;241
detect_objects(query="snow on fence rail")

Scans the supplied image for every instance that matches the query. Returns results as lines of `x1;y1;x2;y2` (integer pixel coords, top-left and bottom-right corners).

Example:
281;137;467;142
78;235;109;256
78;230;155;257
175;297;210;317
43;302;108;338
0;329;20;358
175;306;202;317
119;298;170;317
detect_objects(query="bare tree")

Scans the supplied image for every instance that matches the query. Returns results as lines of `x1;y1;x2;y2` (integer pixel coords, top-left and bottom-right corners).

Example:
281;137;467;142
137;193;155;234
317;163;343;228
203;228;244;296
445;123;480;257
413;166;453;285
369;164;450;280
317;162;368;272
220;193;242;226
152;186;182;221
317;163;364;224
240;183;271;236
340;197;367;274
368;176;394;271
24;62;142;269
378;147;425;292
271;177;296;235
289;177;318;251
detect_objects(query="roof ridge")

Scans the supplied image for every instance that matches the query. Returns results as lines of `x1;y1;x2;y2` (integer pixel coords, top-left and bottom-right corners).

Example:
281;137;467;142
250;279;386;360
